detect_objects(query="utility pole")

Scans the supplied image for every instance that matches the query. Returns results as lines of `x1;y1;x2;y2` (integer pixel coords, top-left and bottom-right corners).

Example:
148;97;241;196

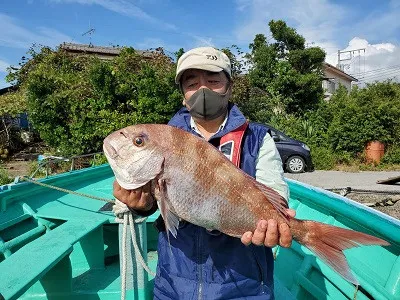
337;48;366;73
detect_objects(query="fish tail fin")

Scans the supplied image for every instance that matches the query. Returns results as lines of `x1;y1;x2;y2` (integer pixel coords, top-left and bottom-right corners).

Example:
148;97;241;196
293;220;390;285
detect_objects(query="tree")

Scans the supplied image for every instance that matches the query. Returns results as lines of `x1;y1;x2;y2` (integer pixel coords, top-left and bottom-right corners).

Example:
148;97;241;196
247;20;326;117
7;46;182;155
221;45;249;78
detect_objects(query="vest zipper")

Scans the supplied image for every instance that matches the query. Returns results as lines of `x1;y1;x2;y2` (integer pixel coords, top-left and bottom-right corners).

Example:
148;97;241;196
251;246;265;293
197;228;203;300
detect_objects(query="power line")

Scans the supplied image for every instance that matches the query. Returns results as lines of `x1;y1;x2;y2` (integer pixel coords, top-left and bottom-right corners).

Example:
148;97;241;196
351;64;400;76
358;70;400;82
359;70;400;81
358;68;400;80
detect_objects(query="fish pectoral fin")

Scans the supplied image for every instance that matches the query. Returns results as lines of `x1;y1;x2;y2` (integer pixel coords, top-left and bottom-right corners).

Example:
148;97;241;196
157;179;179;238
164;210;179;238
254;181;289;220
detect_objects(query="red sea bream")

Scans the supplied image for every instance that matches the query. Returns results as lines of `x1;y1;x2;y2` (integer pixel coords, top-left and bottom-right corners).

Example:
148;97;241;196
103;124;389;285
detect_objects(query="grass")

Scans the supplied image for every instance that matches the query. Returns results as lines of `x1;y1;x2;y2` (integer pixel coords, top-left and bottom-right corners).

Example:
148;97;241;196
0;166;13;185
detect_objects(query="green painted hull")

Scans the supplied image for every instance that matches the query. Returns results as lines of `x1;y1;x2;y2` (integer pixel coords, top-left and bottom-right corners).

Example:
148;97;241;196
0;165;399;299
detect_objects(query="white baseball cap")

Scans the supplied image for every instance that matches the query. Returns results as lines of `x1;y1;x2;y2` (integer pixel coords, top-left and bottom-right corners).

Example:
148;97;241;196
175;47;232;84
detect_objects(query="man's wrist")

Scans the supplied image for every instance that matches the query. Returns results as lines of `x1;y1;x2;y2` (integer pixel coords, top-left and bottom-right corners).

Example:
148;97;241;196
128;203;158;217
128;197;157;217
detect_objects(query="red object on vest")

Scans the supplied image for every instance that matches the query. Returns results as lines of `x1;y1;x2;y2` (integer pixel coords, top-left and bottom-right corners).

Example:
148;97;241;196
218;122;249;167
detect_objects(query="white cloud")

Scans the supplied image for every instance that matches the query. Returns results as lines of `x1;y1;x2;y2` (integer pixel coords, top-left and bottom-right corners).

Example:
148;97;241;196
51;0;177;31
0;60;9;89
0;13;73;49
192;36;215;48
234;0;348;49
326;37;400;83
0;59;10;73
236;0;252;11
0;78;9;89
235;1;400;83
390;0;400;8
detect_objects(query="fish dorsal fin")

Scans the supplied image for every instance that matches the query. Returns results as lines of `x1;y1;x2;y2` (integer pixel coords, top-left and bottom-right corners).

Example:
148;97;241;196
253;180;289;220
156;179;179;239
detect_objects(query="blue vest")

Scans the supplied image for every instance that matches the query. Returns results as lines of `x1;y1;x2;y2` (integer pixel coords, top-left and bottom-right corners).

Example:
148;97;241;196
153;104;275;300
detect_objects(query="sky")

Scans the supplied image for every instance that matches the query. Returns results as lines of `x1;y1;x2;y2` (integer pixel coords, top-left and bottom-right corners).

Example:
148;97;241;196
1;0;400;89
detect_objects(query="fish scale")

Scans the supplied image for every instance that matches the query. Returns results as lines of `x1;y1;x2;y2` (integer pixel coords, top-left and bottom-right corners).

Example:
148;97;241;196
104;123;390;285
164;146;257;234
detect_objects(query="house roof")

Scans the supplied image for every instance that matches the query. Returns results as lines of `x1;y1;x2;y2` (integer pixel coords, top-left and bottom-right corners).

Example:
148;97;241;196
0;85;18;96
323;62;358;82
59;43;154;58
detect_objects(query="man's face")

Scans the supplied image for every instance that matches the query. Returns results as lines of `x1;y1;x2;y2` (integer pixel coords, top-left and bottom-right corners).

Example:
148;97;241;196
180;69;230;102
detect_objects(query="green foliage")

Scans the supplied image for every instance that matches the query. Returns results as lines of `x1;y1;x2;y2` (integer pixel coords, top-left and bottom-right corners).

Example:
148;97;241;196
294;82;400;169
174;48;185;61
381;146;400;165
247;20;325;117
309;147;336;170
11;46;181;155
0;167;12;185
0;89;27;115
90;153;108;166
327;82;400;153
221;45;248;78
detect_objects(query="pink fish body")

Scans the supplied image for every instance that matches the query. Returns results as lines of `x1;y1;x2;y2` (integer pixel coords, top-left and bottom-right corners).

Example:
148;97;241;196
104;124;389;285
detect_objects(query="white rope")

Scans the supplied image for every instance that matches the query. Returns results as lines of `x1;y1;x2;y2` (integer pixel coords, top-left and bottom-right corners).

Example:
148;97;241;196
113;199;156;300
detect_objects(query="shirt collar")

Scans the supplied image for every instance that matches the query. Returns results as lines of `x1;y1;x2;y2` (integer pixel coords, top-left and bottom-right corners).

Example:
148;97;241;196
190;114;228;138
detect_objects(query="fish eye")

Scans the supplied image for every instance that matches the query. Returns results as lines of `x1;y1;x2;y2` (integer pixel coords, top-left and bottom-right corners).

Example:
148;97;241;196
133;137;144;147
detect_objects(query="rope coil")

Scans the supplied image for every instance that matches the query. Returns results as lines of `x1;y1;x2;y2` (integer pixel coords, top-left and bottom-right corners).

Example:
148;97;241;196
113;199;156;300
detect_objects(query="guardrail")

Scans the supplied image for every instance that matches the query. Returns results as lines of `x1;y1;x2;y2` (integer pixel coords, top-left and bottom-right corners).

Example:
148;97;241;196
29;152;105;178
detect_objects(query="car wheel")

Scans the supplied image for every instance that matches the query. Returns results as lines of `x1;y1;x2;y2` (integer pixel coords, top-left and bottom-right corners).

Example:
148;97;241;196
286;156;305;173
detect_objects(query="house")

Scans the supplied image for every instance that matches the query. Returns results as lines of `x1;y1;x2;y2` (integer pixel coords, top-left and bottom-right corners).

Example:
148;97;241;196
0;85;18;96
322;62;358;100
59;43;154;60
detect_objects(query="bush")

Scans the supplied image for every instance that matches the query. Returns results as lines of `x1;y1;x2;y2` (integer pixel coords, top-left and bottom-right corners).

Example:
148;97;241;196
0;167;12;185
327;83;400;154
381;146;400;165
12;46;182;156
309;147;335;170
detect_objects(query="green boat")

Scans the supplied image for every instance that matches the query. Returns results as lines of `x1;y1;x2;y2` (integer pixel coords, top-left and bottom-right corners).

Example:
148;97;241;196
0;164;399;299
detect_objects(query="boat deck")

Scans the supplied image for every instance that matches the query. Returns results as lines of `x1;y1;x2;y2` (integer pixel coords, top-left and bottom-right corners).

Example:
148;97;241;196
0;165;399;299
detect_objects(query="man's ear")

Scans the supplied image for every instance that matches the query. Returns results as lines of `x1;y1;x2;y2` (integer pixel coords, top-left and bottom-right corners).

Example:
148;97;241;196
226;85;233;99
229;78;234;88
182;98;191;109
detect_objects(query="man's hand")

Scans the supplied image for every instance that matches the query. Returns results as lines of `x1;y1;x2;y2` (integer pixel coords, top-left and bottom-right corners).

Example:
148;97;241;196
113;180;155;211
240;209;296;248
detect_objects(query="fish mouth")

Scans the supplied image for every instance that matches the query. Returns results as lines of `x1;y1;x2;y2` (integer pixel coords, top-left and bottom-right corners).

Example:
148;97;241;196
103;141;119;159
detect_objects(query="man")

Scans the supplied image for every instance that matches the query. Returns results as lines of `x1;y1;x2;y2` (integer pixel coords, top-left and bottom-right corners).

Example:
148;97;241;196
114;47;295;299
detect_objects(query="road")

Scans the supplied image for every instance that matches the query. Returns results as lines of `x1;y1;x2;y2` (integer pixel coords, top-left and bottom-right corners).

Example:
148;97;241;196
285;170;400;220
285;170;400;192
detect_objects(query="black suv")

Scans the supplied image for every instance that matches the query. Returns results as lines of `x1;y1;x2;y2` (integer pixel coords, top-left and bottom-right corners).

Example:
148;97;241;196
269;126;313;173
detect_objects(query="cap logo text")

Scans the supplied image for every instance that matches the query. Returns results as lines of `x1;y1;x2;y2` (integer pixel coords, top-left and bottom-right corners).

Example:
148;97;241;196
206;55;218;60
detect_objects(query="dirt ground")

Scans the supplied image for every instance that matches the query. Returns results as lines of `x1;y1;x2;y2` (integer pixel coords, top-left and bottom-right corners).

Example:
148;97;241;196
345;193;400;220
3;159;32;178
